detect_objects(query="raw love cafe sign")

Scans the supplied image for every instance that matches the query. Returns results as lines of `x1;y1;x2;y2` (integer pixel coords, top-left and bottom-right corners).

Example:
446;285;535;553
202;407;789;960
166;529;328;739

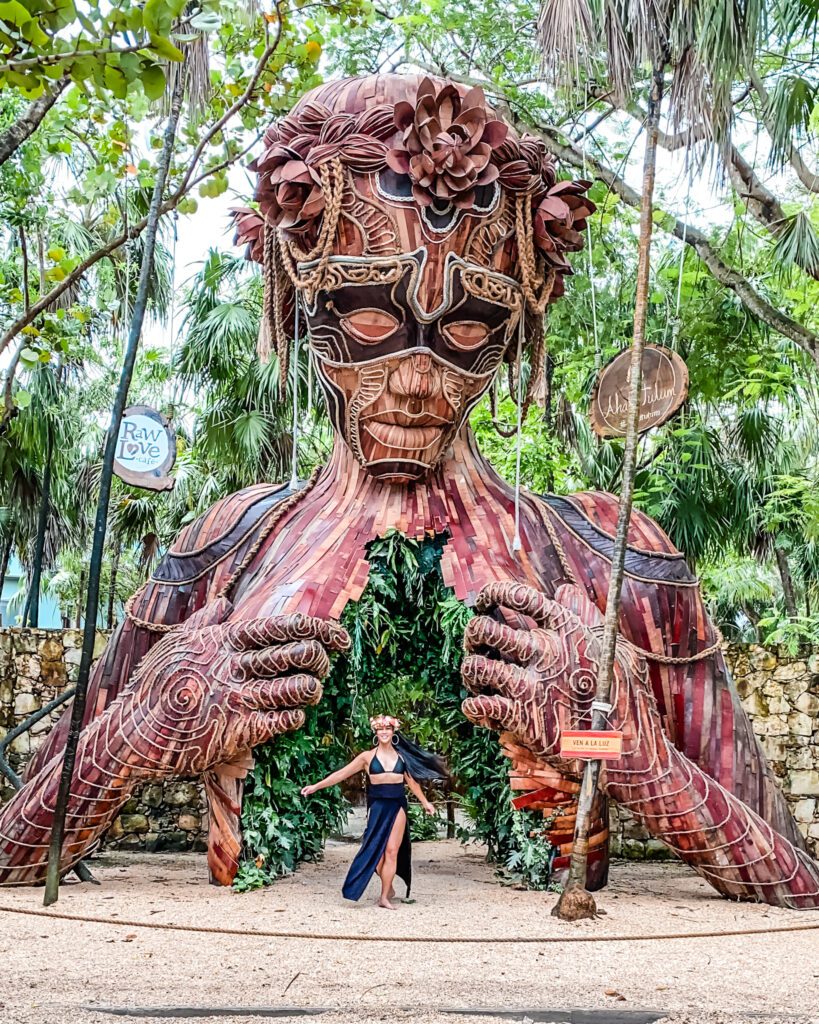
113;406;176;492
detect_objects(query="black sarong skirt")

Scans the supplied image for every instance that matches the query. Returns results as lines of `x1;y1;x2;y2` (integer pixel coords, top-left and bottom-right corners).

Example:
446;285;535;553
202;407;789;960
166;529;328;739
342;782;411;901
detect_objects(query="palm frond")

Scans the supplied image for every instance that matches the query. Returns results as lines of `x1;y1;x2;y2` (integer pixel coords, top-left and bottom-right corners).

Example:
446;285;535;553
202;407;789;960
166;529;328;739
772;211;819;278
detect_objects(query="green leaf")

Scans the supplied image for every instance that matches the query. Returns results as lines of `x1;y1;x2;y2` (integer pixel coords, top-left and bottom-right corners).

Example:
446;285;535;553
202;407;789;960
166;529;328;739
147;33;184;61
14;389;31;409
140;62;166;100
0;1;36;27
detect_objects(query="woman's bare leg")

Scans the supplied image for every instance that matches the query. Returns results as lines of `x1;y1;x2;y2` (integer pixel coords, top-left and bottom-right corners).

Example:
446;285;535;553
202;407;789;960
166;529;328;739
374;853;395;900
377;808;406;910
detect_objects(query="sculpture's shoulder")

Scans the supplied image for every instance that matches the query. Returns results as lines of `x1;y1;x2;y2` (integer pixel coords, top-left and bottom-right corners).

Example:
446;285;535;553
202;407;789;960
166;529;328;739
151;482;297;586
537;490;697;587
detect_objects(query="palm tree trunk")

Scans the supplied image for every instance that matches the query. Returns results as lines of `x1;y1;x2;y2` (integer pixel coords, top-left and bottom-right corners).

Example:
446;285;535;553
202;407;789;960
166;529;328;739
774;544;799;620
0;531;12;620
555;53;667;921
24;424;53;628
75;568;85;628
43;68;186;906
106;541;121;629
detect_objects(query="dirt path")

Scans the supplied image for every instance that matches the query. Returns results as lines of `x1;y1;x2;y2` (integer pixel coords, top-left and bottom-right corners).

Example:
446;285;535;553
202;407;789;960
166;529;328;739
1;840;818;1024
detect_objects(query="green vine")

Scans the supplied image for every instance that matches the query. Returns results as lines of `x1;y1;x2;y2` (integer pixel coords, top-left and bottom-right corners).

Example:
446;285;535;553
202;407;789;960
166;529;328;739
235;530;553;890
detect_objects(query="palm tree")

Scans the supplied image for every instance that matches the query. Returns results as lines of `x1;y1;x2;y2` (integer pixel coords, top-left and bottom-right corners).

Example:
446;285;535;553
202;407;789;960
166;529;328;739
176;248;329;495
537;0;766;917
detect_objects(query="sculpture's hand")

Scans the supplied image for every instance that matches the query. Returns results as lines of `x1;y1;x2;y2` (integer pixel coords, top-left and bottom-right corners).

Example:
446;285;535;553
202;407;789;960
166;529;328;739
460;582;601;764
110;608;352;779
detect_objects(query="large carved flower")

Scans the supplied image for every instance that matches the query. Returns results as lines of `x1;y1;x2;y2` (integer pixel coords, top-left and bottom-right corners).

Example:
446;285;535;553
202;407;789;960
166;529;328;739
385;78;508;209
231;206;265;263
251;102;396;240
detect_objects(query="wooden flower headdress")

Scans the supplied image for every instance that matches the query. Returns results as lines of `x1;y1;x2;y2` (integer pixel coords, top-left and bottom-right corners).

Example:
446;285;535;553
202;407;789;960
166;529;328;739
235;74;595;400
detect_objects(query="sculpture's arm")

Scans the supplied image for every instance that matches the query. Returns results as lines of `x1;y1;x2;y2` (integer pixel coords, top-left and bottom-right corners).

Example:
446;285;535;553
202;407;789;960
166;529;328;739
537;491;806;850
461;581;819;909
24;482;298;781
0;605;350;885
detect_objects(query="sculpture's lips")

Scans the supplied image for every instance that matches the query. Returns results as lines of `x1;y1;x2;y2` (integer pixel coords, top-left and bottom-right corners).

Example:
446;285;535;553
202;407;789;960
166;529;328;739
362;409;449;428
364;421;445;451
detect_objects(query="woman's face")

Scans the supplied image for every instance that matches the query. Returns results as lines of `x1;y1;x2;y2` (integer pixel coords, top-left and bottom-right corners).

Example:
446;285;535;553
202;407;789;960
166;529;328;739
376;725;395;744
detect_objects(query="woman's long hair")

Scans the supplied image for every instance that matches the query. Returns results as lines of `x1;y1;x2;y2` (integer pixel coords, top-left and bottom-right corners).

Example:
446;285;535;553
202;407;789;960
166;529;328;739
394;731;449;781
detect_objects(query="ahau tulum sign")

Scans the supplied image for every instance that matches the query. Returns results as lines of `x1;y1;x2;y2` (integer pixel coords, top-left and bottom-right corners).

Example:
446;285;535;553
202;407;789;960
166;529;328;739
590;344;689;438
113;406;176;491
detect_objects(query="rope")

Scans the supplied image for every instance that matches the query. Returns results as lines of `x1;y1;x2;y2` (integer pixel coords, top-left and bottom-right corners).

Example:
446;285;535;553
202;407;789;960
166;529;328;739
124;467;322;634
2;903;818;942
512;312;525;553
289;296;300;490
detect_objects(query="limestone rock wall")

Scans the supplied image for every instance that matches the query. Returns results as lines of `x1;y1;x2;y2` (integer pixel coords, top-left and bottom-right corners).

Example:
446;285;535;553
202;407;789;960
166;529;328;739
0;627;207;853
610;644;819;859
2;628;819;861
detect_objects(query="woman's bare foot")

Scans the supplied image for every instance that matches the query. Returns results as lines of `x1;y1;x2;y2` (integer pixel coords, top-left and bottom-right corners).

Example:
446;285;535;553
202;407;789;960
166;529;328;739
388;885;395;899
377;895;397;910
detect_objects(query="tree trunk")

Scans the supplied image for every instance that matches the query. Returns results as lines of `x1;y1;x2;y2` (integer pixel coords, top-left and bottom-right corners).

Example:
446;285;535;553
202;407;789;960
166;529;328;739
106;542;121;629
43;69;186;906
774;544;799;620
0;531;12;623
24;424;53;628
0;79;67;167
554;53;666;921
75;569;85;628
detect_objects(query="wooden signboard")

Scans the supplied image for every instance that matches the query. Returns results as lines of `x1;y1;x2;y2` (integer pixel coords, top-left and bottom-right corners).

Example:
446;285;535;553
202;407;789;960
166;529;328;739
113;405;176;492
590;344;688;438
560;730;623;760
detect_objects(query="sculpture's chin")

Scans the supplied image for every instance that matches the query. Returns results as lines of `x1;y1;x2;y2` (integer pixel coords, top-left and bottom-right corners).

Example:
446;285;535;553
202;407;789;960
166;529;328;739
355;423;452;483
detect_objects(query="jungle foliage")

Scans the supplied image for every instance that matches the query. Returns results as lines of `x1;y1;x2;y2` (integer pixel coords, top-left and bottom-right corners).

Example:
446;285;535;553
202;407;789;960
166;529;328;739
235;531;554;891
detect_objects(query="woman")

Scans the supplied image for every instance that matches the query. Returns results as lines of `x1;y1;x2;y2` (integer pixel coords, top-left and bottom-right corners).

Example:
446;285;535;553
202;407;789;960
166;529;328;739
300;715;445;909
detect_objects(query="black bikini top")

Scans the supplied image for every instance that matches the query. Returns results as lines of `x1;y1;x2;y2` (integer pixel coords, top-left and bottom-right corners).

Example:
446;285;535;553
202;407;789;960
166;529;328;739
369;751;405;777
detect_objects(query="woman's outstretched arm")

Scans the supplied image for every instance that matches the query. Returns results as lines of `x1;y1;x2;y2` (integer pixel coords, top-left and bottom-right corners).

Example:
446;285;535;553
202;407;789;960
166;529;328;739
300;752;369;796
405;773;435;815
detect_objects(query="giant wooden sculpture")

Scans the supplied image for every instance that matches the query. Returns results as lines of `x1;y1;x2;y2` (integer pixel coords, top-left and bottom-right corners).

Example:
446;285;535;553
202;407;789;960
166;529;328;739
2;74;818;907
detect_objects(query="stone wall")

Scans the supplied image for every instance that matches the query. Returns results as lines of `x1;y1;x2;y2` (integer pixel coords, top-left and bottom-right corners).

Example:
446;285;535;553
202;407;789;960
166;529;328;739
2;628;819;860
610;644;819;859
0;628;207;853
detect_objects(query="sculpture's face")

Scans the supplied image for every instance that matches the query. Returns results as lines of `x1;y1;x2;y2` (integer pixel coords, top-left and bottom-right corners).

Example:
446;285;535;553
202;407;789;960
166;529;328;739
304;247;523;484
245;74;593;483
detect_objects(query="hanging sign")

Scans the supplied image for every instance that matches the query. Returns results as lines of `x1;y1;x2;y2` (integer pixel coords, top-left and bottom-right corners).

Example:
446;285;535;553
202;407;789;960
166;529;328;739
113;405;176;492
560;730;623;761
590;344;688;438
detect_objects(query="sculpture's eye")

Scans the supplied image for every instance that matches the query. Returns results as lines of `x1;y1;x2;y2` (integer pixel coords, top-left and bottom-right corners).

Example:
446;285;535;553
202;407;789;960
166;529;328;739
339;309;399;344
442;320;490;351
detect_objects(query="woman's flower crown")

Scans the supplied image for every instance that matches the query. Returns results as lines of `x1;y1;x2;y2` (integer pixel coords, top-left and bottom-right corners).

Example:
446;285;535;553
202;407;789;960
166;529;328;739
370;714;401;731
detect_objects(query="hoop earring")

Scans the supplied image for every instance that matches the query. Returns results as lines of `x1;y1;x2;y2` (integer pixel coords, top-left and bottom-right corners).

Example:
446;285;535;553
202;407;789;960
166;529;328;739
372;734;378;746
392;735;399;746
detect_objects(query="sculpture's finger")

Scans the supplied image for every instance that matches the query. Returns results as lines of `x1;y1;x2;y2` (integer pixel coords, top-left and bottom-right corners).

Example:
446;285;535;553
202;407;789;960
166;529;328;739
461;654;530;699
475;582;555;627
462;694;519;733
235;640;331;679
248;708;306;746
227;615;351;653
230;674;323;711
464;616;539;662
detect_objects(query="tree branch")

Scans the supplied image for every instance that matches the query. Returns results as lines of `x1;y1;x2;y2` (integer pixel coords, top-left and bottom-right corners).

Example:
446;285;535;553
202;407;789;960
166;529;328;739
0;44;146;74
0;78;67;167
532;124;819;364
0;12;283;371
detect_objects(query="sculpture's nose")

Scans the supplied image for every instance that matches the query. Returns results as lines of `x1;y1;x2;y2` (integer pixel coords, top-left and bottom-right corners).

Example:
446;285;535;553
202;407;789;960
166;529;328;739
388;352;440;400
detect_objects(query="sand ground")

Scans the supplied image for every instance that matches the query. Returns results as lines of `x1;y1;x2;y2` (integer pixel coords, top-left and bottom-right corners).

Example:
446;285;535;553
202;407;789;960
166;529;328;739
0;840;817;1024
